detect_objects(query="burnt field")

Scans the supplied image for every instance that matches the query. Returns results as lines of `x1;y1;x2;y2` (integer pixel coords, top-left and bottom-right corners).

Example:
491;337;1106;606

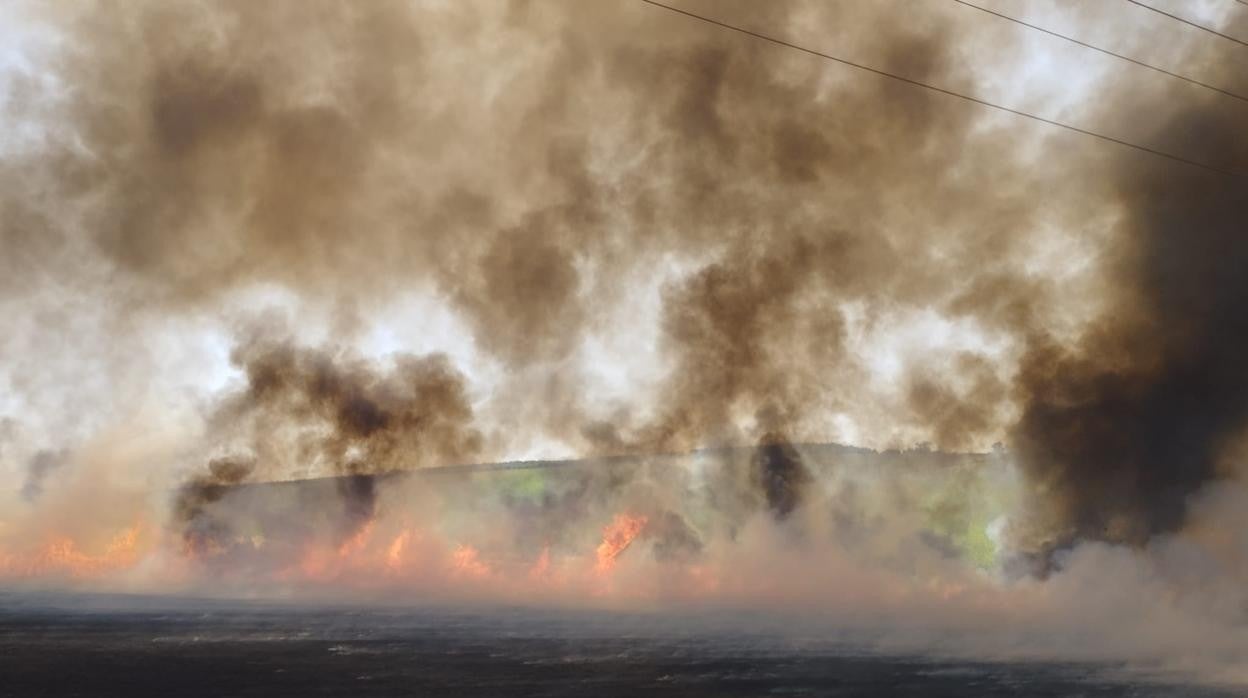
0;592;1236;698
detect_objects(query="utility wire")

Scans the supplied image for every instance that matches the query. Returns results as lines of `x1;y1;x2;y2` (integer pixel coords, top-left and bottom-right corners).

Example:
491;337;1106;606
638;0;1239;177
1125;0;1248;48
953;0;1248;104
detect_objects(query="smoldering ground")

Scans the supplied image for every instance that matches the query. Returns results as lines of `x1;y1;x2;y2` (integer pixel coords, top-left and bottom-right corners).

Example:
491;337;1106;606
2;0;1248;684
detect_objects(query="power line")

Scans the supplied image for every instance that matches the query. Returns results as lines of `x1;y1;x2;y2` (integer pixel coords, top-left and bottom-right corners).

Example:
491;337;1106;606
638;0;1239;177
1125;0;1248;48
953;0;1248;104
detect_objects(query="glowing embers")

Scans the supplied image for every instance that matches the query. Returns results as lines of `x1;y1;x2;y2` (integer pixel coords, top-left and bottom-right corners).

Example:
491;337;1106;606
595;513;648;576
0;523;144;579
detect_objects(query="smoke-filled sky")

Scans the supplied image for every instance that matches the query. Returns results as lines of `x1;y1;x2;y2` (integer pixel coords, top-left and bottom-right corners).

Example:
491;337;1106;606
2;0;1248;683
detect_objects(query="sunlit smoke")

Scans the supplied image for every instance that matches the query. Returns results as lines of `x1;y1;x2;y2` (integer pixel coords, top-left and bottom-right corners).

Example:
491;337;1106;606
2;0;1247;687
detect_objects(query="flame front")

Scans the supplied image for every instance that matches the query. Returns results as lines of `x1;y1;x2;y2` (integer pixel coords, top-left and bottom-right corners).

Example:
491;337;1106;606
451;544;491;579
386;529;415;573
0;524;143;579
595;514;647;576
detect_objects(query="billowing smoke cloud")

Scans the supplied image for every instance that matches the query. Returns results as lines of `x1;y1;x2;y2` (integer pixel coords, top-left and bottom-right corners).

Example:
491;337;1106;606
7;0;1064;523
1011;104;1248;552
175;337;483;546
214;339;483;478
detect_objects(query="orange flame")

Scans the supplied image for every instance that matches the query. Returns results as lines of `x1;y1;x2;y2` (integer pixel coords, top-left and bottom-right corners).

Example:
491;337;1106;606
290;520;379;582
0;523;143;579
529;546;551;580
337;520;376;557
450;543;490;579
595;513;647;576
386;529;414;573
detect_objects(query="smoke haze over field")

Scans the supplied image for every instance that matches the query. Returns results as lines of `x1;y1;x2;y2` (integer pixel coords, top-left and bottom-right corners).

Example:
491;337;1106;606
2;0;1247;685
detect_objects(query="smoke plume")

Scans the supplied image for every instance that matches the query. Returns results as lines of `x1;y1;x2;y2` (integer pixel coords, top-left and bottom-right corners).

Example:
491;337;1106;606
1012;106;1248;550
2;0;1248;682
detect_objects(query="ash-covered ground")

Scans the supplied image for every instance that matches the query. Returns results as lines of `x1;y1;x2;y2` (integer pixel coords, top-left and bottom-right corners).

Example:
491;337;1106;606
0;592;1238;698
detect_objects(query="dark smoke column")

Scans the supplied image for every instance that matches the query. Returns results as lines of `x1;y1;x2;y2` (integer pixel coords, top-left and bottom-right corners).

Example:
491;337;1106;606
1012;104;1248;554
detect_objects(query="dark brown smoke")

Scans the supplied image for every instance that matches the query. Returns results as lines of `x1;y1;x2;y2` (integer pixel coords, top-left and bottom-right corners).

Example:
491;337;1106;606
336;473;379;542
751;436;812;520
174;455;255;554
174;339;483;545
217;340;484;479
1012;100;1248;551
